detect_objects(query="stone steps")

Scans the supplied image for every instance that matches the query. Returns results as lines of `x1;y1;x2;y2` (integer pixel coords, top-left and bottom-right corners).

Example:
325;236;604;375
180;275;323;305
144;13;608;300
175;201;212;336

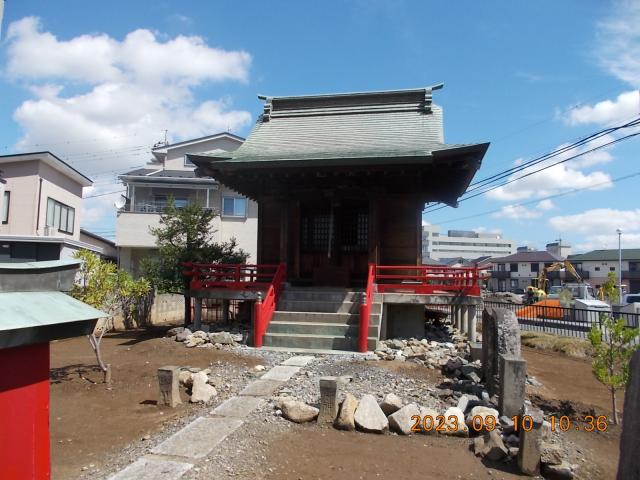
261;332;378;351
263;287;382;352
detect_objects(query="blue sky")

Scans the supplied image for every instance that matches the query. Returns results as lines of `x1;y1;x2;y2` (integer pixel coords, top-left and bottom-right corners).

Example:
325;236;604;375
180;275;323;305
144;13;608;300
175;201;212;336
1;1;639;252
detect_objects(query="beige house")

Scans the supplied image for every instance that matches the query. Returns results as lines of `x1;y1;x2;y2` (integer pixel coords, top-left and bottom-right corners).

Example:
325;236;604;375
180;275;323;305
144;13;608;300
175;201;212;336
0;152;109;261
116;132;258;274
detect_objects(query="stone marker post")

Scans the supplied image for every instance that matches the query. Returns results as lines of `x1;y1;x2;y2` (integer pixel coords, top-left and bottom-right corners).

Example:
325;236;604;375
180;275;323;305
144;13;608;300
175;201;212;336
318;376;341;425
482;307;521;396
499;354;526;417
158;366;182;408
466;305;478;342
617;349;640;480
518;405;544;476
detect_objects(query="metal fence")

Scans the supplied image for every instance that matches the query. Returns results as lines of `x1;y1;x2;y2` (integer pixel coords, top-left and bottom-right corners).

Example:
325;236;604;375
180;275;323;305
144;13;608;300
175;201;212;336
482;301;640;341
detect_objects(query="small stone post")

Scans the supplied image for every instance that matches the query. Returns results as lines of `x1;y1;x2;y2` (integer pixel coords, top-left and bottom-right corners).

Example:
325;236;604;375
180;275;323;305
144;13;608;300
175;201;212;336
467;305;478;342
518;405;544;476
158;366;181;408
318;376;341;425
499;354;526;417
617;349;640;479
461;305;470;334
453;304;462;331
193;298;202;331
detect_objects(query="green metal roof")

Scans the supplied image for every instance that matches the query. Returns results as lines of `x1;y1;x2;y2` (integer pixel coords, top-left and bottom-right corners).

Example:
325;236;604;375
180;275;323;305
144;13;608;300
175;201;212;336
569;249;640;262
0;292;106;331
191;86;488;165
0;259;79;270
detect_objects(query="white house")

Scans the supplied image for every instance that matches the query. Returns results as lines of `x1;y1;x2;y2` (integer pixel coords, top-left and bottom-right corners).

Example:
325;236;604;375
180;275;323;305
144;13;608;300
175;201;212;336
115;132;258;275
0;152;109;261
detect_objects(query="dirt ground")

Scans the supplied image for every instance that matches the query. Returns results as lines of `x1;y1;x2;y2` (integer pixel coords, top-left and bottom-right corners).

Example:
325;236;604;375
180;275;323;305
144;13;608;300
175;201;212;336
50;331;261;479
50;334;623;479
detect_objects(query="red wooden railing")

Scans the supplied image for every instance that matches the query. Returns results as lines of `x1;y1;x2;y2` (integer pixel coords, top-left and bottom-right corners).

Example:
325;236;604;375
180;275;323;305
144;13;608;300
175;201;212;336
359;263;376;353
375;265;481;296
253;263;287;347
182;263;282;291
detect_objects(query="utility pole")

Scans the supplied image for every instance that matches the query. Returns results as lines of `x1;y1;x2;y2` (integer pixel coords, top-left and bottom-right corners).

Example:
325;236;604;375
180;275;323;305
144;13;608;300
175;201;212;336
617;228;623;303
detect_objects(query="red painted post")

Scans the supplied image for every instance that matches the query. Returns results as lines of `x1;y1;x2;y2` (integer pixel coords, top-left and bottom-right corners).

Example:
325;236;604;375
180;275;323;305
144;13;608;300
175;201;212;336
0;342;51;479
254;294;263;347
358;296;370;353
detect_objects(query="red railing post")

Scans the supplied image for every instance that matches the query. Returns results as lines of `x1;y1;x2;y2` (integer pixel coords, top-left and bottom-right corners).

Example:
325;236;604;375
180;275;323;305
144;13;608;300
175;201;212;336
254;292;263;348
359;263;375;353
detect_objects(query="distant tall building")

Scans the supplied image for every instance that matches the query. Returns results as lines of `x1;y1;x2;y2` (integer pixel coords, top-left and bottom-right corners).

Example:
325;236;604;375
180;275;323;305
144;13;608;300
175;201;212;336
422;225;516;261
546;241;572;259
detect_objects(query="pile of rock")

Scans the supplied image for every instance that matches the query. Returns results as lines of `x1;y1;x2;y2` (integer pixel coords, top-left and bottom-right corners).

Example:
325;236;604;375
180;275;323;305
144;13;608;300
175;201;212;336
174;366;237;404
373;335;467;367
167;327;243;349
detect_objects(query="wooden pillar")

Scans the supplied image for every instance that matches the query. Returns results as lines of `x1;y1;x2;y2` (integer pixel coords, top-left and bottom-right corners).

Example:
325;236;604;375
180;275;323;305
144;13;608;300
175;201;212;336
257;201;264;264
416;200;423;266
368;198;380;264
279;201;289;265
291;200;301;281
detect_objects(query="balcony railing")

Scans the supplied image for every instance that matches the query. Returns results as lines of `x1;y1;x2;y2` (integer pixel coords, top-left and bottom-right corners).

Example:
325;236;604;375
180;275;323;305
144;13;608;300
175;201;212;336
121;201;217;214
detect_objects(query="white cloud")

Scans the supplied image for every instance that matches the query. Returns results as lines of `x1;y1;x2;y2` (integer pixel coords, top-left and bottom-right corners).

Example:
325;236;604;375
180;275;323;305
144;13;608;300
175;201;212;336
549;208;640;251
596;0;640;86
566;90;640;126
4;17;253;230
536;199;555;211
549;208;640;235
493;205;542;220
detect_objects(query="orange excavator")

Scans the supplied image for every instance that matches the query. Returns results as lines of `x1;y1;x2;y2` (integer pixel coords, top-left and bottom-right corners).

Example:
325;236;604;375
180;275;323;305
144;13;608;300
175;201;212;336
520;261;584;319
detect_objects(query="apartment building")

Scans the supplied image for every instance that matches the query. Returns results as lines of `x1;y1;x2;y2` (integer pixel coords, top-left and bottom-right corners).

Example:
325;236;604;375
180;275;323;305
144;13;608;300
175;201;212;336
422;225;515;262
568;249;640;293
0;152;110;261
488;246;565;292
115;133;258;274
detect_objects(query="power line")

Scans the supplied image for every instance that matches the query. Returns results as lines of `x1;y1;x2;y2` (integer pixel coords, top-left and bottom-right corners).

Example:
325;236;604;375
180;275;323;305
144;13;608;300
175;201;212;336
83;190;126;199
423;116;640;214
436;169;640;225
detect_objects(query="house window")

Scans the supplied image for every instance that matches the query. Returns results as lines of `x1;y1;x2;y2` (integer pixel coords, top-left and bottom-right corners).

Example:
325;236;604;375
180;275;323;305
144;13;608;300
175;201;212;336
510;279;518;289
2;191;9;224
222;196;247;217
184;155;195;167
610;266;615;271
497;264;506;271
531;263;539;272
46;198;75;234
510;263;518;273
595;267;600;271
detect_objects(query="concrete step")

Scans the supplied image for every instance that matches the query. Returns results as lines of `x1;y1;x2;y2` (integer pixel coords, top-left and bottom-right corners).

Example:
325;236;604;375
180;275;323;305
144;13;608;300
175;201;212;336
267;320;379;337
262;332;377;351
271;311;380;326
276;299;382;315
279;289;363;303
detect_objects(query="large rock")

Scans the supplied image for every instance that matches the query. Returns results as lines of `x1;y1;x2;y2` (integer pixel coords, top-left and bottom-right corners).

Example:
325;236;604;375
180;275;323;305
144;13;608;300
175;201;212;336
441;407;468;437
355;394;389;433
388;403;421;435
175;329;191;342
209;332;236;345
543;462;574;479
184;335;205;348
166;327;185;337
178;370;193;387
466;406;500;432
189;371;217;403
417;406;439;435
480;430;509;461
280;399;319;423
379;393;403;415
334;393;358;431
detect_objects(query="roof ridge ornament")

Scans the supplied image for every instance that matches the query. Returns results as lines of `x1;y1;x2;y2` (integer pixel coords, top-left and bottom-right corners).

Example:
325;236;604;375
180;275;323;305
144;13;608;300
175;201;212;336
424;83;444;114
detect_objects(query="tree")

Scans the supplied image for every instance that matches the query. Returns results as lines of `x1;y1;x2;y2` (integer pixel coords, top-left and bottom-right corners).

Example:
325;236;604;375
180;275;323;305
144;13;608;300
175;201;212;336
588;314;639;424
142;199;248;322
70;250;151;383
599;271;620;304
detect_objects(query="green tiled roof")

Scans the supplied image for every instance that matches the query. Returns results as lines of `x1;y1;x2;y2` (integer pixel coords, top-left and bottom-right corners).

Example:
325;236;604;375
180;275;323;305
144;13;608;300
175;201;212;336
193;86;487;164
569;249;640;262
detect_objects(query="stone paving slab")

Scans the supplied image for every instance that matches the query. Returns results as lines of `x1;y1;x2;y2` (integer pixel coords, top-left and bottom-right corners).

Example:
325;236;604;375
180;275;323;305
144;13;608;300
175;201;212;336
261;365;301;381
211;395;264;418
108;456;192;480
239;379;283;397
281;355;315;367
151;417;243;459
